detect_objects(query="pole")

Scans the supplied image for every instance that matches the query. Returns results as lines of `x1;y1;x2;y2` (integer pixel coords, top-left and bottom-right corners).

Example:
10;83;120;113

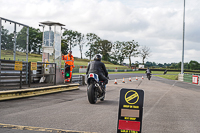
26;27;29;61
181;0;185;74
13;23;16;60
26;27;29;84
42;26;44;62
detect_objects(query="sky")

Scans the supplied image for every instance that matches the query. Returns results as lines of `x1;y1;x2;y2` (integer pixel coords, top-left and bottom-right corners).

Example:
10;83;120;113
0;0;199;64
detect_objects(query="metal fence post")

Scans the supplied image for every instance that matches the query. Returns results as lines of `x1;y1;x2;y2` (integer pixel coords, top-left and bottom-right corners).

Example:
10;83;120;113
13;23;16;61
26;62;28;84
82;75;85;85
28;62;31;87
20;70;22;89
54;63;56;85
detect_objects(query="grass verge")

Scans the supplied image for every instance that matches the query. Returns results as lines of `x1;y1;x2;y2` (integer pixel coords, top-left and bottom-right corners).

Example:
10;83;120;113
154;75;178;80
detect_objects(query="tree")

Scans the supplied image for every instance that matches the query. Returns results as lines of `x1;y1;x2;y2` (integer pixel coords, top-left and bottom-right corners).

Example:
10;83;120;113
85;33;100;60
17;27;42;53
140;46;151;65
145;61;153;67
95;40;112;61
63;30;78;51
123;40;139;67
110;41;126;64
61;38;69;55
76;33;86;59
1;26;14;50
188;60;199;70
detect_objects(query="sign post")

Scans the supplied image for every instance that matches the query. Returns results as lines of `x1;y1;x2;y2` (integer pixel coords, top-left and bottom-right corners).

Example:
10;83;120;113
117;88;144;133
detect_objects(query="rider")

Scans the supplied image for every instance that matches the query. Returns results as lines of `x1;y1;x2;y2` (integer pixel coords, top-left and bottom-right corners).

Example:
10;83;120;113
86;54;108;86
146;67;151;77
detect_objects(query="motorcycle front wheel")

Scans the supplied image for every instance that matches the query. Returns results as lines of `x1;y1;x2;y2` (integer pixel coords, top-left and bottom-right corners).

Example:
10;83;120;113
87;84;97;104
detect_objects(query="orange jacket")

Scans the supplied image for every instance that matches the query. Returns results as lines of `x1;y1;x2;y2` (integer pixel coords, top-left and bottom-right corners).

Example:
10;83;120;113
62;54;75;68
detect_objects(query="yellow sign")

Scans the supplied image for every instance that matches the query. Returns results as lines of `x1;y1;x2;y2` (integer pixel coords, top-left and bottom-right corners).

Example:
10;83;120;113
14;61;23;71
125;90;139;104
31;62;37;70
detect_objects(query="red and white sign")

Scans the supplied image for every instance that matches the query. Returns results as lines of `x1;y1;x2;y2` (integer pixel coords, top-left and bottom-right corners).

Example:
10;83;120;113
192;75;198;84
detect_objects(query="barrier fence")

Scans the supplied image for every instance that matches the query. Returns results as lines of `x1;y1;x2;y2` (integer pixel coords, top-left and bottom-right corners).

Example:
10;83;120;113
0;59;28;89
179;73;200;85
28;62;56;87
0;59;57;89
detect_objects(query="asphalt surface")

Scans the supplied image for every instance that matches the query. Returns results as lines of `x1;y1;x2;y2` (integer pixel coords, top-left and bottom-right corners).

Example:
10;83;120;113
0;75;200;133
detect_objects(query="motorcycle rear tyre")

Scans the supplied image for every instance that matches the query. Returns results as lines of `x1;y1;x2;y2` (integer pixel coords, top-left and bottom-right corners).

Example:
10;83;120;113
100;95;105;101
148;75;151;80
88;84;97;104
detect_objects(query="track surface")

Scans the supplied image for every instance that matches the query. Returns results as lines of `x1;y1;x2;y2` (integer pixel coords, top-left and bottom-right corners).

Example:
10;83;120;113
0;75;200;133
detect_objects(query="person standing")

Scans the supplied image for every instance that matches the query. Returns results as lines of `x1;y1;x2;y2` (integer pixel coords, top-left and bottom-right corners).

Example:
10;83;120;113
62;51;74;82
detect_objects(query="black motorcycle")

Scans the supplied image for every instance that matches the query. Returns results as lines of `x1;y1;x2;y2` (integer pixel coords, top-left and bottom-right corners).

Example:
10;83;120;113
87;73;106;104
147;73;151;80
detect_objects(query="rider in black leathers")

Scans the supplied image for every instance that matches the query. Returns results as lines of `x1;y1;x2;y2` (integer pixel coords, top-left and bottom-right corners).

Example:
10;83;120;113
86;54;108;85
146;67;151;77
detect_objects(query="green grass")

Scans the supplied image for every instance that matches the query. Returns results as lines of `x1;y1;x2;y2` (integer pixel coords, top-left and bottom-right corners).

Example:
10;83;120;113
1;50;130;69
73;71;180;75
154;75;178;80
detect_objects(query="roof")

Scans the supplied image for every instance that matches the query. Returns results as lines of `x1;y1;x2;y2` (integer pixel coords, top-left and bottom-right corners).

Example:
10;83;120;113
40;21;65;26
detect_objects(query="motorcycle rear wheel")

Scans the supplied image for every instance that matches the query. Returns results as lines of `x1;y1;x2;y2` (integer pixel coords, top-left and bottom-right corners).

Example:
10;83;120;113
100;95;105;101
148;75;151;80
88;84;97;104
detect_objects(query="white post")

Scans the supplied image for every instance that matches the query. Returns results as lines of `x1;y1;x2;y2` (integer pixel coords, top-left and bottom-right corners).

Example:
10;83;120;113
181;0;185;74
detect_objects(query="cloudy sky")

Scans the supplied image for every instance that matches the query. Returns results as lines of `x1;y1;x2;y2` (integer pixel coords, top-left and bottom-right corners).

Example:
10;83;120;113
0;0;199;64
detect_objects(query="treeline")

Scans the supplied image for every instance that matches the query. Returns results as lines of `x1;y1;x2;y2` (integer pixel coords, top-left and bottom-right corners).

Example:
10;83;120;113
61;30;140;66
1;26;144;66
142;60;200;70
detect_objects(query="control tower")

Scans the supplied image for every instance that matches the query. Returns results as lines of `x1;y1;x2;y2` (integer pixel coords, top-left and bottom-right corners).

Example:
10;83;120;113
39;21;65;83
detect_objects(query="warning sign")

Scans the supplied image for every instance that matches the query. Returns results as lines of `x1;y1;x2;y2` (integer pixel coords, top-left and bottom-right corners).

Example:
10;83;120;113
31;62;37;70
125;90;139;104
192;75;198;85
117;88;144;133
14;61;23;71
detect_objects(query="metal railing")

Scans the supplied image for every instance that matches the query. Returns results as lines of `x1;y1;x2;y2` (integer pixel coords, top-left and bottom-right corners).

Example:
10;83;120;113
0;59;57;89
0;59;28;89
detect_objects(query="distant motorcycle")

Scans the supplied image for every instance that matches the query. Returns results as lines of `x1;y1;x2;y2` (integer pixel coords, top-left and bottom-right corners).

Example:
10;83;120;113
147;73;151;80
163;70;167;75
87;73;106;104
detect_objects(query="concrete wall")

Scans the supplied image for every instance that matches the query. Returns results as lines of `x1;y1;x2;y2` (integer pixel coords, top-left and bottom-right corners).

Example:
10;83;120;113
178;74;184;81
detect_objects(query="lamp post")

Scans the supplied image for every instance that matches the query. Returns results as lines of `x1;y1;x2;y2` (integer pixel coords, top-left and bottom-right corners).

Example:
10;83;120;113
181;0;185;74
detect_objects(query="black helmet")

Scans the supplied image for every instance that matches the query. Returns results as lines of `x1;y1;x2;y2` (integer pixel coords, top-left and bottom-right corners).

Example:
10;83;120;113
94;54;101;61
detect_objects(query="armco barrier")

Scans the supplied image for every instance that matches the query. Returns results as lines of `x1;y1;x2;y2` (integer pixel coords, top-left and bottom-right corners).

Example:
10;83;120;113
107;69;115;72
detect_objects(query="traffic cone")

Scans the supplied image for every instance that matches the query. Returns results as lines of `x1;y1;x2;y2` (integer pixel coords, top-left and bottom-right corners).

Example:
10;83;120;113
142;76;144;80
114;79;118;84
129;77;132;82
136;76;138;81
122;78;125;83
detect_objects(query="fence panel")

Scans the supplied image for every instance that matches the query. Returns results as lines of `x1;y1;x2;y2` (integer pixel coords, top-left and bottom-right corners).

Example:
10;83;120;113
183;74;193;83
0;59;28;89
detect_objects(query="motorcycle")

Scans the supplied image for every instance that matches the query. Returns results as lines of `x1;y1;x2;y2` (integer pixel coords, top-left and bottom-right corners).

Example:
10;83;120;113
87;73;106;104
147;73;151;80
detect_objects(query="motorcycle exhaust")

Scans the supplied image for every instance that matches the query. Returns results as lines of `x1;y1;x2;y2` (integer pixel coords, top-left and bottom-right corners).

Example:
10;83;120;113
95;83;103;94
